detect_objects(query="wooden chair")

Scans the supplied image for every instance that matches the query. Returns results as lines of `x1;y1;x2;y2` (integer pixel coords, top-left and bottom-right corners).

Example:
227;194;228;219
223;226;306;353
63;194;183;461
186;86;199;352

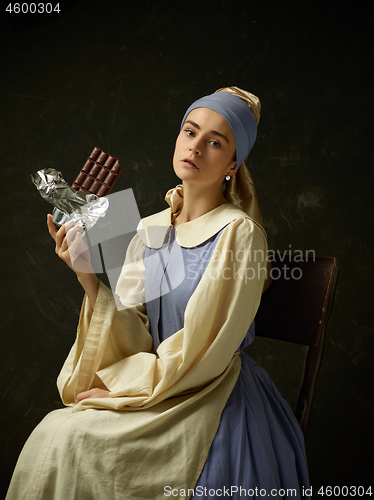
254;255;339;435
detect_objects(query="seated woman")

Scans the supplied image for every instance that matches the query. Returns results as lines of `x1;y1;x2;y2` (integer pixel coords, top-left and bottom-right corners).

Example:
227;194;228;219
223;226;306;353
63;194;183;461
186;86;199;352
6;86;309;500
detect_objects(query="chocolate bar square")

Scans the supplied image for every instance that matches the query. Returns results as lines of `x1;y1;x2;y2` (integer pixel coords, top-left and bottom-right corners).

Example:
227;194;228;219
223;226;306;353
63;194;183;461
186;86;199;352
72;147;122;197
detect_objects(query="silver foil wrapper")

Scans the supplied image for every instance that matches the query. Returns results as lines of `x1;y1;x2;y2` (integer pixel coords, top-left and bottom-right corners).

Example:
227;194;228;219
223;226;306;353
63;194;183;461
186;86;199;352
31;168;109;232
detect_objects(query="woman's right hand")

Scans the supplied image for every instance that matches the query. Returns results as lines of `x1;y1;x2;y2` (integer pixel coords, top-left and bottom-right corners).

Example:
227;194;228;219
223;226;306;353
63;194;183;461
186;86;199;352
47;214;94;274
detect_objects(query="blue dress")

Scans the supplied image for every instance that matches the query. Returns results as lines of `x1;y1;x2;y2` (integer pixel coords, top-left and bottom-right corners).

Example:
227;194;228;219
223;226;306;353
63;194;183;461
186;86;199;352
145;225;309;499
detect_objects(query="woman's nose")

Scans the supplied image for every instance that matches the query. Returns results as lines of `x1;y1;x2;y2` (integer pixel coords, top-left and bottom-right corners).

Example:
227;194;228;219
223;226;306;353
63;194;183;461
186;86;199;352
189;139;202;155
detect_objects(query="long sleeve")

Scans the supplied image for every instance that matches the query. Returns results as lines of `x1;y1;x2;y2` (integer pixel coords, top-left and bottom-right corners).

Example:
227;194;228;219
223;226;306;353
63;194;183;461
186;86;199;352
61;216;267;412
57;233;153;405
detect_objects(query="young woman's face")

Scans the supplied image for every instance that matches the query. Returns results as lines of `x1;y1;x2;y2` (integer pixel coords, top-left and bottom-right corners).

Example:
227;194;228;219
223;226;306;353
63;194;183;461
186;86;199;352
173;107;237;187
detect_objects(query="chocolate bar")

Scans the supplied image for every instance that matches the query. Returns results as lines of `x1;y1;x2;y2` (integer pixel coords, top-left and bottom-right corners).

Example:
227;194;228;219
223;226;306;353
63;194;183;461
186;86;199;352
72;147;122;197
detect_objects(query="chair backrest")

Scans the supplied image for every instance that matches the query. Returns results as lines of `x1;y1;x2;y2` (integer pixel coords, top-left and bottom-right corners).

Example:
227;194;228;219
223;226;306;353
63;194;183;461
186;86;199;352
254;255;338;435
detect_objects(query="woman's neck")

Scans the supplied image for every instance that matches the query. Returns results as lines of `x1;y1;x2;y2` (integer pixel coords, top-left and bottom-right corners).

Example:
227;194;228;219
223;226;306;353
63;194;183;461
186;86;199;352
173;182;228;227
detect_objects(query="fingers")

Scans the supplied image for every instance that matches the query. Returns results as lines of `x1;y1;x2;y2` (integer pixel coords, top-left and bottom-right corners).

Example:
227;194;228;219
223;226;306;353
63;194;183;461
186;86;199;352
47;216;92;273
47;215;69;252
66;224;82;248
46;214;57;241
75;390;91;403
48;216;81;259
75;389;110;403
55;220;74;249
67;228;90;271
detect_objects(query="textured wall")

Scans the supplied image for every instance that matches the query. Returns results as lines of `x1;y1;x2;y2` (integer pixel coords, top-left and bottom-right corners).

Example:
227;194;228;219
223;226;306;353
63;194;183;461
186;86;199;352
1;0;373;496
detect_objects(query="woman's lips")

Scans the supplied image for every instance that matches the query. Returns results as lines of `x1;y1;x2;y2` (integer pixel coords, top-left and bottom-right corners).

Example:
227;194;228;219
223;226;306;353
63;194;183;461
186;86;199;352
181;158;199;169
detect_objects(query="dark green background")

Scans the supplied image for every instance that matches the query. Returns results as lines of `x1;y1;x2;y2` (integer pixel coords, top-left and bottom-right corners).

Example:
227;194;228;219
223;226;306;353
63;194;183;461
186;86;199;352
1;0;373;497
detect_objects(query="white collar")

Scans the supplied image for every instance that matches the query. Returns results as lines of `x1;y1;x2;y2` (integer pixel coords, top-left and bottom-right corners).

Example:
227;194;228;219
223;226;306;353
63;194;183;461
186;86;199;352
137;203;265;249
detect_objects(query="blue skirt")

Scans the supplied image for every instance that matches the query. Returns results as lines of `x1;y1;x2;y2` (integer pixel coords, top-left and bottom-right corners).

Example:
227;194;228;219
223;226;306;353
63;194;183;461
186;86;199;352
193;353;309;499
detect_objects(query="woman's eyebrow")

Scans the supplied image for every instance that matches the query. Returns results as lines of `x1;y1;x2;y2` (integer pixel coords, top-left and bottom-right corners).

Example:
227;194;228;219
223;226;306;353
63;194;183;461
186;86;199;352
184;120;230;144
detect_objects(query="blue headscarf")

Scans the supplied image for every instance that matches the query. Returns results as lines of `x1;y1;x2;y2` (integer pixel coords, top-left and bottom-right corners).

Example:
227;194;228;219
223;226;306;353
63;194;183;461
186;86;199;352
180;91;258;167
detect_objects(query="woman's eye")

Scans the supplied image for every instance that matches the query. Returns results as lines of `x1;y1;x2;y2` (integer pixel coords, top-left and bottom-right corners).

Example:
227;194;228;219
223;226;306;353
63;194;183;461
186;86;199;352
210;140;220;147
186;129;194;137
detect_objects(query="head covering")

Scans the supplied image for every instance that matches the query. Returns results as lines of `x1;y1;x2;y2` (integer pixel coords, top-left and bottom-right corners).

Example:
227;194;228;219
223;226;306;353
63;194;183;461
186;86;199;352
180;91;257;168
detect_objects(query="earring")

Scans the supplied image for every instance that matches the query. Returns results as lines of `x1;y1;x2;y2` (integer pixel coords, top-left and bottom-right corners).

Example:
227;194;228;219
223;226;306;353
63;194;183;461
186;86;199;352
225;175;231;181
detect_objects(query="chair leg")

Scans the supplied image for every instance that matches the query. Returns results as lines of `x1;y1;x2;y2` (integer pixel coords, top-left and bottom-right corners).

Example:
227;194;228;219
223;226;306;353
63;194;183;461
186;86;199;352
295;342;325;435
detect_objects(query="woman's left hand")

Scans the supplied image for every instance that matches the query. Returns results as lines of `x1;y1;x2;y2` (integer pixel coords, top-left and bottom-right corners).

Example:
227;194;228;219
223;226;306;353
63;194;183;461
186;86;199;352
75;389;110;403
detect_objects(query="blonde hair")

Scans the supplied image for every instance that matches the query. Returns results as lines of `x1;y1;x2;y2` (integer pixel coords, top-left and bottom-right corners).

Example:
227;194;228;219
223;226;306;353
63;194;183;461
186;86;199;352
215;86;261;126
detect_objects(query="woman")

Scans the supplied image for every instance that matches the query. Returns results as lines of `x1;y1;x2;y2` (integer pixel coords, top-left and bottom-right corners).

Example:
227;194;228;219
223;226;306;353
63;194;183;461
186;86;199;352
6;87;309;499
